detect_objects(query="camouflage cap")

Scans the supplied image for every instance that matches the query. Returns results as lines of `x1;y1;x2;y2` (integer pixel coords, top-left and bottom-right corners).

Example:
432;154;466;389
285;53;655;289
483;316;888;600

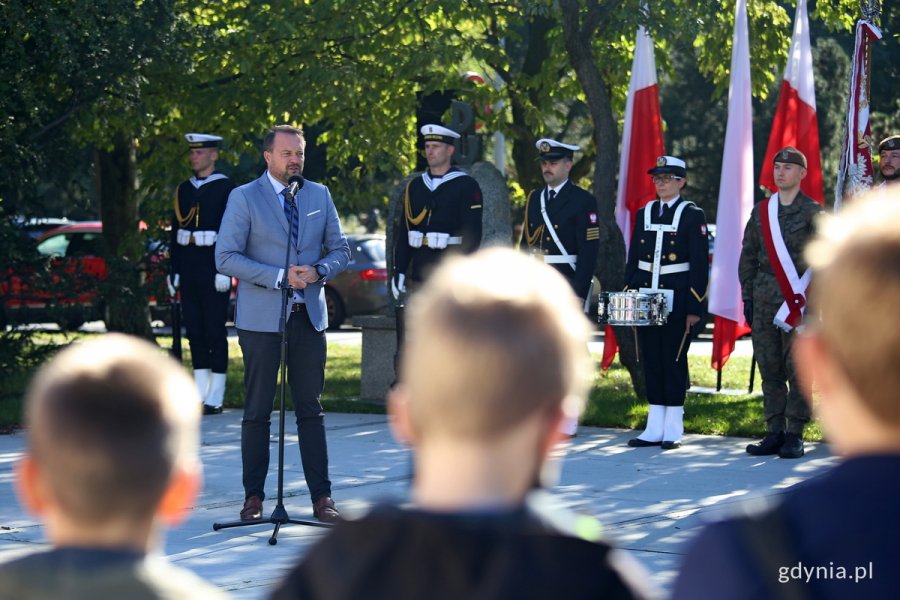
879;135;900;153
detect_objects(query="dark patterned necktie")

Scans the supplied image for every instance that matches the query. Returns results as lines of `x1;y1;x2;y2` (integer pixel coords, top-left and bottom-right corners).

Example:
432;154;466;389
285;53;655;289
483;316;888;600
548;188;556;202
282;187;299;246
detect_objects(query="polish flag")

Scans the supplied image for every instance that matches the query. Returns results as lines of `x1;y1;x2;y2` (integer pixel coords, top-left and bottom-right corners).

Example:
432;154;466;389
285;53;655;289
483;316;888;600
710;0;753;371
759;0;824;204
604;25;665;370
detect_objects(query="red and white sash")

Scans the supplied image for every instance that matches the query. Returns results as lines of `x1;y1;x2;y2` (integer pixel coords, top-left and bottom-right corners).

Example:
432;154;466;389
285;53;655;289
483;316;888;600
759;194;811;331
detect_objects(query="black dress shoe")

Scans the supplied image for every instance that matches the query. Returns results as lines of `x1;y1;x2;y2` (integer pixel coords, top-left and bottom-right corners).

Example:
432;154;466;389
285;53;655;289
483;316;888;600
746;431;785;456
203;404;223;415
628;438;662;447
661;441;682;450
778;433;805;459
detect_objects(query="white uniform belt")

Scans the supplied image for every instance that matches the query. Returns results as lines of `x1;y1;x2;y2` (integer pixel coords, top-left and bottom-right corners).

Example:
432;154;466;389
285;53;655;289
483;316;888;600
421;236;462;247
638;260;689;275
544;255;577;265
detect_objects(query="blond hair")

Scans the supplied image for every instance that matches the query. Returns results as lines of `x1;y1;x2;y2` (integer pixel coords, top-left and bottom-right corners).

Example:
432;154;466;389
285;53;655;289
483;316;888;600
805;187;900;425
24;334;201;525
402;248;593;438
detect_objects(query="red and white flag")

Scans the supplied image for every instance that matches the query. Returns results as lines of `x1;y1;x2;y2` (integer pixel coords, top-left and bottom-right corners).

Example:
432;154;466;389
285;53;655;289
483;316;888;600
604;25;665;370
710;0;753;371
615;25;665;251
759;0;824;205
834;18;882;209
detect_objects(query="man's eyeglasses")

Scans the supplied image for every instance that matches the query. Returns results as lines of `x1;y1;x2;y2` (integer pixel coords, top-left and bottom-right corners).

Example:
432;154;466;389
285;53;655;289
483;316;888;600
652;175;683;183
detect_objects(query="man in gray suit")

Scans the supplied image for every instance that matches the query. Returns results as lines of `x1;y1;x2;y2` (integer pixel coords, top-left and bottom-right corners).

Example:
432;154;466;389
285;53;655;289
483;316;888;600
216;125;350;523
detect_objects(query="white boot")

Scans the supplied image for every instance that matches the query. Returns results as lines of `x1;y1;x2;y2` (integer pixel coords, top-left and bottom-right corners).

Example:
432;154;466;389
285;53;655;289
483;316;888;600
663;406;685;447
559;415;578;437
632;404;665;444
193;369;211;403
206;372;227;410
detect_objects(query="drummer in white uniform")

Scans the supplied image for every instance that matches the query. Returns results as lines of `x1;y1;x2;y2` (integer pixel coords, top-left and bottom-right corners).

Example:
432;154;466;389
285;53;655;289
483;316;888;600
624;156;709;450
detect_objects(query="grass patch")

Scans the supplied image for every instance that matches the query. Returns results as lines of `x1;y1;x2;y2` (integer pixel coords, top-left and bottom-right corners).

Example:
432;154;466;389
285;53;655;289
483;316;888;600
587;355;822;441
2;333;823;442
154;336;384;414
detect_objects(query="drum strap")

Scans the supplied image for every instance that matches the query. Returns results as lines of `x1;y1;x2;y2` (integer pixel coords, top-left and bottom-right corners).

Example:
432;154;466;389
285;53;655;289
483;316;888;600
760;194;811;331
539;188;575;272
642;199;692;290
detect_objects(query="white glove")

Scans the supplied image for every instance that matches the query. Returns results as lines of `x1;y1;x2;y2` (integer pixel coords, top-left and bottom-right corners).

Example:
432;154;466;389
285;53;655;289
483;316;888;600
391;273;406;300
194;231;217;246
166;274;180;297
426;232;449;249
214;273;231;293
176;229;191;245
408;231;423;248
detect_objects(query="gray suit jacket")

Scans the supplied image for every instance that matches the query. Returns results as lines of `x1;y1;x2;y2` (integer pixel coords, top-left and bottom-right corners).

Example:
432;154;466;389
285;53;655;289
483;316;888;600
216;173;350;332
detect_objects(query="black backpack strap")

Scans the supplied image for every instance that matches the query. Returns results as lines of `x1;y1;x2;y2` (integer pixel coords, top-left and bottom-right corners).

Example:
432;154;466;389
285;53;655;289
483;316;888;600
736;503;810;600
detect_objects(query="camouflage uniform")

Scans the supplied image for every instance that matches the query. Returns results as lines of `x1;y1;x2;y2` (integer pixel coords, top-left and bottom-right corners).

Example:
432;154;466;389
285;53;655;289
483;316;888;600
738;192;823;434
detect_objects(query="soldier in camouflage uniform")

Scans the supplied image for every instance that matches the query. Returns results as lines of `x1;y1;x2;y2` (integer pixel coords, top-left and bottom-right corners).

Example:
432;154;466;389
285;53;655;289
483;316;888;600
739;147;823;459
877;135;899;187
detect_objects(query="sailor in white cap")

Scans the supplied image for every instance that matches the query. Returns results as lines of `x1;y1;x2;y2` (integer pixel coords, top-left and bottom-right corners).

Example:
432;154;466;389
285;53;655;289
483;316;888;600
520;138;599;308
391;123;483;380
170;133;236;415
625;155;709;450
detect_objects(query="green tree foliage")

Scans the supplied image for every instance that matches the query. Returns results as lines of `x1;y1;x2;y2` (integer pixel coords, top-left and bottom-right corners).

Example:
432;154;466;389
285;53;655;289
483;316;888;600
0;0;876;347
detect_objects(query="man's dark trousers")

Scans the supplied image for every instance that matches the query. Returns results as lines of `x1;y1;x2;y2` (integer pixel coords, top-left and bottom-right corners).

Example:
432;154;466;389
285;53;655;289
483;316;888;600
237;305;331;503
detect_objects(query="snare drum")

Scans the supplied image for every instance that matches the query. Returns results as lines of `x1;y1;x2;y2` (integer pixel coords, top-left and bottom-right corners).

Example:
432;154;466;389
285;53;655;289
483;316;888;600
598;291;669;326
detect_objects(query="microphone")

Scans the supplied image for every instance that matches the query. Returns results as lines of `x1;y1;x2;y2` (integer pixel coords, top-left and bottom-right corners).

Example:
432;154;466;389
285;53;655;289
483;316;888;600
286;174;305;198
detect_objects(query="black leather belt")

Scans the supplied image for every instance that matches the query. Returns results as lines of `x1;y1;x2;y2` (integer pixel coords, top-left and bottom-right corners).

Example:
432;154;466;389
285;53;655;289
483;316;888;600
290;303;307;313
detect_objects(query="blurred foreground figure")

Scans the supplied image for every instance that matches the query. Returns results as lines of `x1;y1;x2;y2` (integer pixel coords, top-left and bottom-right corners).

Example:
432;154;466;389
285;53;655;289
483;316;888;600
271;248;651;600
674;187;900;599
0;334;229;599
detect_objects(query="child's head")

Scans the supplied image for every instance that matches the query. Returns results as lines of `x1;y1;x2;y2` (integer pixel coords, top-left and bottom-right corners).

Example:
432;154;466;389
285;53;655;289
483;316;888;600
398;248;593;441
19;334;202;536
799;188;900;450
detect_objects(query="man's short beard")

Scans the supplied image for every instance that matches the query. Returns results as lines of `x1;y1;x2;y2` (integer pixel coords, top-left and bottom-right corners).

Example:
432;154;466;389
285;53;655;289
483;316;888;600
882;169;900;181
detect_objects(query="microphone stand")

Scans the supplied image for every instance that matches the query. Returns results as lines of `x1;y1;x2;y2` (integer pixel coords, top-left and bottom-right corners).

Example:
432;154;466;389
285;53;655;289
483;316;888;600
213;183;333;545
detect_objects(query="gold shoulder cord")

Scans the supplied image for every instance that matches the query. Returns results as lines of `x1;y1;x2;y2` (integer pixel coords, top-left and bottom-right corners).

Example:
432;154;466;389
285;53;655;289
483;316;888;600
174;188;199;228
404;178;428;227
522;190;544;246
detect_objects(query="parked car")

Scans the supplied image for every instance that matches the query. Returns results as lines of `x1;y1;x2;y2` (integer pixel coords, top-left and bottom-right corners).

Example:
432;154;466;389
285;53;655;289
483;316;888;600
1;221;172;330
324;234;389;329
12;216;74;240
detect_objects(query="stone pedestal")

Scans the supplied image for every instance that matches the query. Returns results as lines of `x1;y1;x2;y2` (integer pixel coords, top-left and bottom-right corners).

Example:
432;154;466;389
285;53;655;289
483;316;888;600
352;315;397;404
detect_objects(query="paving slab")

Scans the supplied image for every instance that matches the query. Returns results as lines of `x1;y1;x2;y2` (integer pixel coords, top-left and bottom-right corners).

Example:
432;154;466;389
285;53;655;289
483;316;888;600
0;410;836;598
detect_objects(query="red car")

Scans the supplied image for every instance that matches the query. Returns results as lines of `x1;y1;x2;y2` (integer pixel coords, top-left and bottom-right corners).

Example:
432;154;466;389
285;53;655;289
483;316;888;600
1;221;171;330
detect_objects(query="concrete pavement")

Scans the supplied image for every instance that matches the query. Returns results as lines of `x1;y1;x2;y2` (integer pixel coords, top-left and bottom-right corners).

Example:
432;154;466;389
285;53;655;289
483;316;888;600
0;410;835;598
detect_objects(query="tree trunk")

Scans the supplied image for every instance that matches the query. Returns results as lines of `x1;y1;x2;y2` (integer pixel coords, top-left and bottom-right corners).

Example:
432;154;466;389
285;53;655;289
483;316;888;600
94;133;154;339
559;0;644;398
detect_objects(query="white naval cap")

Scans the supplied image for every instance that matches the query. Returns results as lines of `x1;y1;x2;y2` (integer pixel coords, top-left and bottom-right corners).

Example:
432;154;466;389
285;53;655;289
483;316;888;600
535;138;580;160
420;124;461;144
647;155;687;178
185;133;223;148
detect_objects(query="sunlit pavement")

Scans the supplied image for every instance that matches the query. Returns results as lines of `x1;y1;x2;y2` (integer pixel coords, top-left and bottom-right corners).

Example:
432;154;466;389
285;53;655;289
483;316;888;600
0;408;835;598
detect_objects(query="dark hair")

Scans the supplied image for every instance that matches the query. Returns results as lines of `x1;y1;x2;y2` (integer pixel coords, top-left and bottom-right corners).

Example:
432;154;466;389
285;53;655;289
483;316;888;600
25;335;200;525
263;125;305;153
